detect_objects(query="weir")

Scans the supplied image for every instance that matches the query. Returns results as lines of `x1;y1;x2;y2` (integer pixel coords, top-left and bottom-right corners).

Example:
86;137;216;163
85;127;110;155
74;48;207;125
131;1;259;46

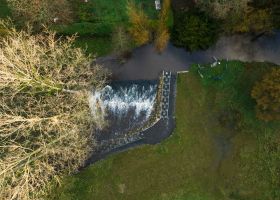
89;81;158;133
86;71;176;164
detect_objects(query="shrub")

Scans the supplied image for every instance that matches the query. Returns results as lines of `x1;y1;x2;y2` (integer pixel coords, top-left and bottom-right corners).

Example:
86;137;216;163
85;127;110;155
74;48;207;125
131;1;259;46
196;0;250;20
155;0;171;52
7;0;73;30
171;10;218;51
155;24;170;53
251;68;280;121
112;26;133;58
230;8;272;33
127;1;151;46
196;0;273;34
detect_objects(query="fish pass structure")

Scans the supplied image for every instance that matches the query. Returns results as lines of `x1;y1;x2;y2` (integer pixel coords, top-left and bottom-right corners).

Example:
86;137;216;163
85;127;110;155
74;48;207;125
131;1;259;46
161;71;172;119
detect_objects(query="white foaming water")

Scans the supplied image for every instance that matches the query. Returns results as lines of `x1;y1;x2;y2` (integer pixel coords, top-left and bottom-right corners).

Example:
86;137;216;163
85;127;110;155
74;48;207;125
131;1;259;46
89;83;157;129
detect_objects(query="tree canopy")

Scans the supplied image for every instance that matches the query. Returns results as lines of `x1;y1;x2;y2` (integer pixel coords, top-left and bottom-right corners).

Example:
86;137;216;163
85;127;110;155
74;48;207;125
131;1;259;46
0;20;108;200
171;10;218;51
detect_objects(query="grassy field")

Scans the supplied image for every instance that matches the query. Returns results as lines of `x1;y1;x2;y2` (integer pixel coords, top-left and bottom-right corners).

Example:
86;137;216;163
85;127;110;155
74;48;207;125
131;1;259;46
49;61;280;200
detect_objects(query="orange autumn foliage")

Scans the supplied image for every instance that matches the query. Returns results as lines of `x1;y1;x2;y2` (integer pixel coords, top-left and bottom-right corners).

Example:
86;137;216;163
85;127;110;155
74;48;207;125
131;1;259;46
127;1;150;46
155;0;171;52
251;68;280;121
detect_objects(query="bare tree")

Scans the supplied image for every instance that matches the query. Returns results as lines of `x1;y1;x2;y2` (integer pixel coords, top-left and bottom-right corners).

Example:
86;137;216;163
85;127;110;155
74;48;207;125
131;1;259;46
0;20;108;200
112;26;132;58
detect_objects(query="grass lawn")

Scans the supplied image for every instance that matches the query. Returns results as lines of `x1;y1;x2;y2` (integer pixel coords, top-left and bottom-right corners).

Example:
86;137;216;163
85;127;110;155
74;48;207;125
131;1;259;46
73;36;113;57
47;61;279;200
0;0;10;18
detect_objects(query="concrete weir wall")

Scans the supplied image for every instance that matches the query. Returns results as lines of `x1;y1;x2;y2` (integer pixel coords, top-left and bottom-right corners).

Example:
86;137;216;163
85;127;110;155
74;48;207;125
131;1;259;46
86;71;177;165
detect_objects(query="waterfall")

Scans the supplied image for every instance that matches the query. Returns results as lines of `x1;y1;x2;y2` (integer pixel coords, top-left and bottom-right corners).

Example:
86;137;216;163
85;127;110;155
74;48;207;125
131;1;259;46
89;81;157;135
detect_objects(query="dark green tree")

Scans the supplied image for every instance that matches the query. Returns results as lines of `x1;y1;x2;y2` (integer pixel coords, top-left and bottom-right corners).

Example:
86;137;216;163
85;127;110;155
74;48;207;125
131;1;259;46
171;10;218;51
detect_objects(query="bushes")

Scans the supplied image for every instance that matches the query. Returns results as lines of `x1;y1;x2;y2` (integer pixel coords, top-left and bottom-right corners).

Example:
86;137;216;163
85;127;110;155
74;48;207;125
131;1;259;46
227;7;272;33
155;0;171;52
155;24;170;52
171;10;218;51
251;68;280;121
250;0;280;29
112;26;133;58
178;0;275;34
196;0;250;20
127;0;172;51
7;0;73;30
127;1;151;46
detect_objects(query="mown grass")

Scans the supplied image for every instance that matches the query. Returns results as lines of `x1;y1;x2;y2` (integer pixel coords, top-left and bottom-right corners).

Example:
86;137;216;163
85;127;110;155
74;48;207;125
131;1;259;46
49;61;279;199
73;36;113;57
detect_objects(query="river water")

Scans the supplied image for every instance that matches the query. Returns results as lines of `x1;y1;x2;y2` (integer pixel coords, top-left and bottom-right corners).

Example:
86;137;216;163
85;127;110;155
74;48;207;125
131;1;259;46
99;31;280;80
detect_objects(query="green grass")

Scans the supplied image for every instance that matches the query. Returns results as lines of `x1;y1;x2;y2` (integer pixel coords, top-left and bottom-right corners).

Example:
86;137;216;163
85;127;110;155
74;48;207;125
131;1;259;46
49;61;280;200
73;36;113;57
0;0;10;18
52;0;160;56
54;0;159;36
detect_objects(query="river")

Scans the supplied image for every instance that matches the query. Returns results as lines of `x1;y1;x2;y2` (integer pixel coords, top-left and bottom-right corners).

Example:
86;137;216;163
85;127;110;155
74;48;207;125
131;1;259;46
98;31;280;80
